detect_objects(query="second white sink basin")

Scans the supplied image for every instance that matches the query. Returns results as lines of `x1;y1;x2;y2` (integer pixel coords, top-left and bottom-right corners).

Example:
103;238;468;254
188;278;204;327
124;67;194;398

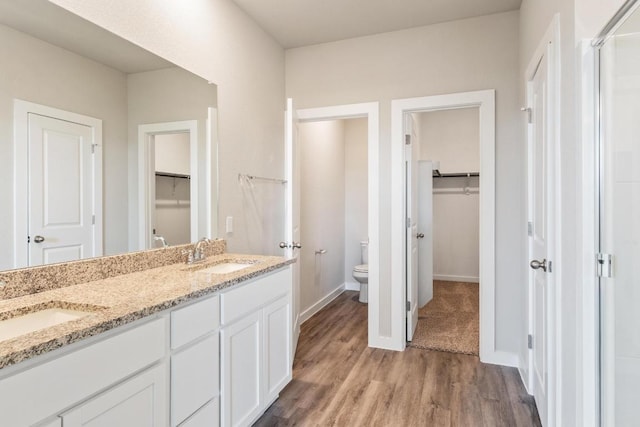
200;262;254;274
0;307;93;342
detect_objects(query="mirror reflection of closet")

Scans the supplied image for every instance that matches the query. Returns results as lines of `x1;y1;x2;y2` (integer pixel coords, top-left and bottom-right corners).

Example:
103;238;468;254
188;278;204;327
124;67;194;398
153;133;191;247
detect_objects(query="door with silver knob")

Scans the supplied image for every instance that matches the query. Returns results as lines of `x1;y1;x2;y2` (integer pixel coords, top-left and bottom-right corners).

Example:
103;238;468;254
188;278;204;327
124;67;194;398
27;112;100;267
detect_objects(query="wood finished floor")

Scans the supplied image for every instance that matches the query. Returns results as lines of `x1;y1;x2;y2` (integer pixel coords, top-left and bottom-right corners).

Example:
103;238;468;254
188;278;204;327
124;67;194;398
254;291;541;427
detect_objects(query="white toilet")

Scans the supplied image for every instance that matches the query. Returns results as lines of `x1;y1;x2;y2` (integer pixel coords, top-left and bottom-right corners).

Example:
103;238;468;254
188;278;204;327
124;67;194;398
352;241;369;303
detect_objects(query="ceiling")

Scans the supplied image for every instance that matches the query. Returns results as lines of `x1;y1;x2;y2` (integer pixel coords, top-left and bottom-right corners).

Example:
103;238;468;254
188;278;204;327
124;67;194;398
233;0;523;48
0;0;172;74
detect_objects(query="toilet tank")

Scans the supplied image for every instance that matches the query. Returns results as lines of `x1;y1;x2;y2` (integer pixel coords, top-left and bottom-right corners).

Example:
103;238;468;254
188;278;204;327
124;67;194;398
360;241;369;264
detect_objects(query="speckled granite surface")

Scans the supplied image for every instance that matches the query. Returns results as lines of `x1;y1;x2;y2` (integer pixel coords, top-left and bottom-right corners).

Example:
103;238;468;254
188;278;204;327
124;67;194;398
0;252;294;370
0;239;226;300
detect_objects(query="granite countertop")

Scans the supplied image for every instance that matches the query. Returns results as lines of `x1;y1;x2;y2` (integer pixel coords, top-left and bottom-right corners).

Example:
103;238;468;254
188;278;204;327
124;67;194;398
0;253;294;370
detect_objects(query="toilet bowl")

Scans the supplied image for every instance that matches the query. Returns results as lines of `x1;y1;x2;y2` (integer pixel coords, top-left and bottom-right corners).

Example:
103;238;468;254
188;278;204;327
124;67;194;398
352;241;369;303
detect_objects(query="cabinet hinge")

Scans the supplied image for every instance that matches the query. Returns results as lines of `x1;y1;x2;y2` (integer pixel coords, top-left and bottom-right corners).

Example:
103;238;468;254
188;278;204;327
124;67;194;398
597;253;613;278
528;334;533;349
527;221;533;237
405;134;411;145
406;301;411;311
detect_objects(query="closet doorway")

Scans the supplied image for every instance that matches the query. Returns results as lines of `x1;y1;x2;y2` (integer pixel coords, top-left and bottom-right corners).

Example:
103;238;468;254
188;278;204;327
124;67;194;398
408;108;481;356
391;90;498;363
138;120;199;250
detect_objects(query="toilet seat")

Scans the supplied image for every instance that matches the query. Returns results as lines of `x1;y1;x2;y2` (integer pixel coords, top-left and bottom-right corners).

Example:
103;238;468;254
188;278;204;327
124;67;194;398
353;264;368;273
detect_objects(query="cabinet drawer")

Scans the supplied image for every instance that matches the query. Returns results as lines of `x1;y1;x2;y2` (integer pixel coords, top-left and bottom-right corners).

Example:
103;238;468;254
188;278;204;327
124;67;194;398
61;363;167;426
171;334;219;426
180;398;219;427
220;268;289;325
171;294;219;349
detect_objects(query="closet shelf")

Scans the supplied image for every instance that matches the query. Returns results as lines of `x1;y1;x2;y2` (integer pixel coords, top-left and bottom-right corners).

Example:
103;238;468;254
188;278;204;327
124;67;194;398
432;170;479;178
155;171;191;179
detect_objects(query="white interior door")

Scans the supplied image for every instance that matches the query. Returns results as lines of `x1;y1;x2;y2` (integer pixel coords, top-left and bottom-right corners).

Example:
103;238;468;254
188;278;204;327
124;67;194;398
417;161;434;308
405;114;419;341
284;98;301;357
528;53;550;425
599;29;640;427
28;113;98;266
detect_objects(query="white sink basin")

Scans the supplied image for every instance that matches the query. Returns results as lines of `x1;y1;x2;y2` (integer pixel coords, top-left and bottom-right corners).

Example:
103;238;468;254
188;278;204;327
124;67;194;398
0;308;93;342
200;262;254;274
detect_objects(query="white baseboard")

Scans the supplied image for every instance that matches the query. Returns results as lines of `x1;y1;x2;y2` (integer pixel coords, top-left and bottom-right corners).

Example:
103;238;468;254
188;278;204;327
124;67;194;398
344;281;360;291
299;284;345;326
518;365;532;395
481;350;519;368
434;274;480;283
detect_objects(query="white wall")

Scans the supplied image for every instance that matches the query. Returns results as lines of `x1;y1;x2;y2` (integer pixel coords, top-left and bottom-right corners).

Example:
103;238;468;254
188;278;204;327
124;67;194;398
154;175;191;246
418;108;480;172
155;133;191;176
50;0;286;256
344;118;368;288
0;24;129;268
417;109;480;283
287;11;522;352
299;120;346;313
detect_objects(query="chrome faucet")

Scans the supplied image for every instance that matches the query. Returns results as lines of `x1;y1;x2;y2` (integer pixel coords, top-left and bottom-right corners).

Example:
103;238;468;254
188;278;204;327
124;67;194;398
185;237;210;264
153;235;169;248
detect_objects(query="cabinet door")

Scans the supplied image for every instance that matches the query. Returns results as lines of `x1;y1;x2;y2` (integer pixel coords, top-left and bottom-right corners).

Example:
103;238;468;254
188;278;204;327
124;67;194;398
180;398;219;427
171;334;219;426
61;364;167;426
263;296;292;403
221;310;262;427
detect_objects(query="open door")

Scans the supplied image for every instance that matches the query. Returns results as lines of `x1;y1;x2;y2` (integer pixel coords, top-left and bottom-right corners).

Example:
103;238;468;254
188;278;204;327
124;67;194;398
406;114;419;341
283;98;301;358
417;161;434;307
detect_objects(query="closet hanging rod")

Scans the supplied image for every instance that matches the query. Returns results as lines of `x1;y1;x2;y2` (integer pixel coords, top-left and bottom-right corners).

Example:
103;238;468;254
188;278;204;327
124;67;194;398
432;170;479;178
155;171;190;179
238;173;287;184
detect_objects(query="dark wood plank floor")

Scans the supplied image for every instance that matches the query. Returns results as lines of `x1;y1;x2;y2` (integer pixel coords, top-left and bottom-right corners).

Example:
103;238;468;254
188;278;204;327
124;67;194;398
255;291;541;427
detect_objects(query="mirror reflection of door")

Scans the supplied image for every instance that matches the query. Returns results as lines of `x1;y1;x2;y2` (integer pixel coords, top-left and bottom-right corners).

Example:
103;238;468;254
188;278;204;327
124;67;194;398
153;133;191;247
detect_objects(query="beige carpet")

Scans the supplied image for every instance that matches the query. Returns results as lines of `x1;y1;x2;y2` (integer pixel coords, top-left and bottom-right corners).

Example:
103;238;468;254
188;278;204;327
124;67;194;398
408;281;479;356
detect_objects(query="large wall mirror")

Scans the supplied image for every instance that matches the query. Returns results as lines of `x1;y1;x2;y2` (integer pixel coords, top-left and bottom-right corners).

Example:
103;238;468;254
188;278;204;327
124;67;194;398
0;0;219;271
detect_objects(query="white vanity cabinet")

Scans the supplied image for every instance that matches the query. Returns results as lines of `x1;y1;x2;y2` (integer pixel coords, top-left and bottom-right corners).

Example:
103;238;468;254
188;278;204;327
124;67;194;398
220;268;292;427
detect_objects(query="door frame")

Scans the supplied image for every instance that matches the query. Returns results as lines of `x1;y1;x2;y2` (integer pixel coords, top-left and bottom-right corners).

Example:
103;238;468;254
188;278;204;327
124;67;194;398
138;120;199;249
523;15;560;426
390;90;498;361
13;99;103;269
294;102;381;348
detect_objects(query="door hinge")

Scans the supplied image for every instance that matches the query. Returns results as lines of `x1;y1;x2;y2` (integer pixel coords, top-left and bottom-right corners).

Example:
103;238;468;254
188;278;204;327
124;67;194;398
27;235;30;243
528;334;533;349
406;301;411;311
527;221;533;237
92;215;95;225
406;217;411;228
405;134;411;145
521;107;533;124
596;253;613;278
